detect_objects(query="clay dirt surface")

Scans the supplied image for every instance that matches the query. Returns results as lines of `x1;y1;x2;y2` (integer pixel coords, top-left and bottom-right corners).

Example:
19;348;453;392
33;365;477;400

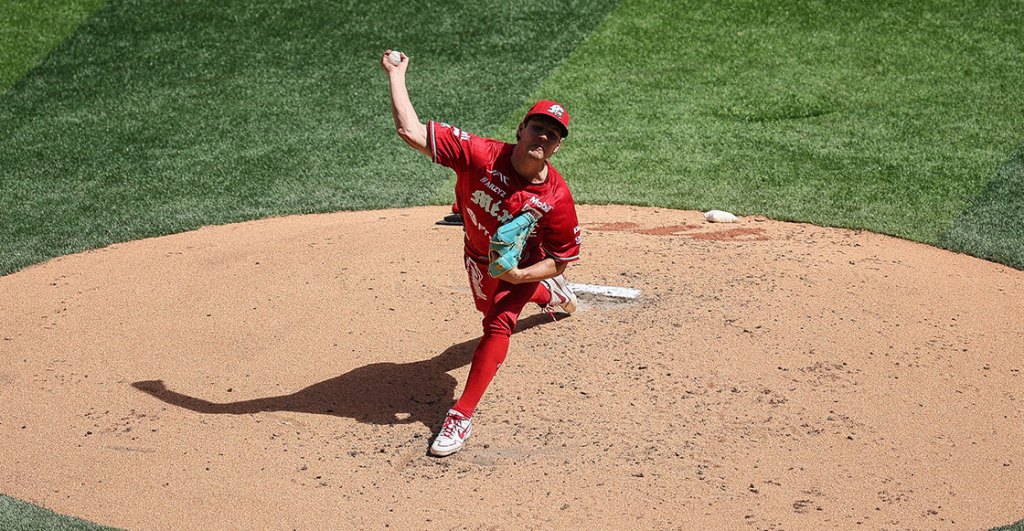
1;205;1022;530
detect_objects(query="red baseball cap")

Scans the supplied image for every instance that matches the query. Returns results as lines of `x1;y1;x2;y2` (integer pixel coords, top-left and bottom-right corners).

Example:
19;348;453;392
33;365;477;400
524;100;570;137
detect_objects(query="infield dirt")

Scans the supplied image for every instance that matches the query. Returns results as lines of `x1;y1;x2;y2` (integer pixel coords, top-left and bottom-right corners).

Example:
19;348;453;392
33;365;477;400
1;205;1021;530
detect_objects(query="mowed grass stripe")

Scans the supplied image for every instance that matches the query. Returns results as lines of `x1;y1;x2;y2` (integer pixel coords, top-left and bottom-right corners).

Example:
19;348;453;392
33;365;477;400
0;0;619;276
532;0;1024;256
940;144;1024;268
0;0;109;92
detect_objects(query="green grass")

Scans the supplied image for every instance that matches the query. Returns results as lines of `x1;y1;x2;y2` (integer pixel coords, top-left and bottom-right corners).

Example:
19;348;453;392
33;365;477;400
994;519;1024;531
0;0;109;92
0;495;119;530
940;144;1024;267
533;0;1023;263
2;0;1022;274
0;0;618;275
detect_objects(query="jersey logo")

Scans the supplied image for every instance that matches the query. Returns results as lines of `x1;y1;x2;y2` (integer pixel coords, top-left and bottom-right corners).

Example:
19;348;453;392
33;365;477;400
470;190;513;224
479;175;508;198
528;196;553;213
466;257;487;301
465;209;490;238
438;123;470;141
487;169;511;186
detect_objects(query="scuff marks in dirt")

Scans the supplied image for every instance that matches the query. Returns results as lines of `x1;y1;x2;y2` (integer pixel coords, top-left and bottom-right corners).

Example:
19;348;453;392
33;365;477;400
585;220;769;241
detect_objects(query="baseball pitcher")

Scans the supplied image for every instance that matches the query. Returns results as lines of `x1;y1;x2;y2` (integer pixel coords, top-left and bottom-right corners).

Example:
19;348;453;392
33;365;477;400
381;49;581;456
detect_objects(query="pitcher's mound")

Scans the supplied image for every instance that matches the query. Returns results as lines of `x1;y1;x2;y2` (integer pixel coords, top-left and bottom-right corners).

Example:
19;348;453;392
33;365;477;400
1;205;1021;530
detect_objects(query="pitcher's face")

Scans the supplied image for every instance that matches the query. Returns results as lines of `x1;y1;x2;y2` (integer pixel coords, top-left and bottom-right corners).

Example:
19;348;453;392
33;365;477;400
517;116;564;160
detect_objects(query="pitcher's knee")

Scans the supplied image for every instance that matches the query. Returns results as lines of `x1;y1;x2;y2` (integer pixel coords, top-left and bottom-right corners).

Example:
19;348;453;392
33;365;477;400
482;312;516;339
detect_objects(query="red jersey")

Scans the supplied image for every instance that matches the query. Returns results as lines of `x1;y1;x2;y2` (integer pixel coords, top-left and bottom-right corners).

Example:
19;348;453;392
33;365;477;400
429;121;581;267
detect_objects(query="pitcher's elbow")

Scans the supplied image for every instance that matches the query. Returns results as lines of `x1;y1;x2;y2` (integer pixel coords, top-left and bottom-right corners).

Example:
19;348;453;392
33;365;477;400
396;128;427;151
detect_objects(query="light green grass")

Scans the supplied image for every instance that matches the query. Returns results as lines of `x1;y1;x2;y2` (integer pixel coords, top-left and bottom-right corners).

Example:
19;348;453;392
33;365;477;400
0;0;618;275
0;0;109;92
531;0;1023;266
2;0;1022;274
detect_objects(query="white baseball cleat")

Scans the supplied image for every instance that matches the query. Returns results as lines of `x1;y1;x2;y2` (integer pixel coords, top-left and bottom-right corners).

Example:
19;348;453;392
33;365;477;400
430;409;473;457
541;274;577;315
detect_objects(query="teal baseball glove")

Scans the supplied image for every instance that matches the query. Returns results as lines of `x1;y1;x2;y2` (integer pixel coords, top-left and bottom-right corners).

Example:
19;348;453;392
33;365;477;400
488;210;540;278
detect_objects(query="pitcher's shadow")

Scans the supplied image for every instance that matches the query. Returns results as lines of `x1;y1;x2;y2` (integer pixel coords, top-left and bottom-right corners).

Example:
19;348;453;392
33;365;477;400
132;313;556;428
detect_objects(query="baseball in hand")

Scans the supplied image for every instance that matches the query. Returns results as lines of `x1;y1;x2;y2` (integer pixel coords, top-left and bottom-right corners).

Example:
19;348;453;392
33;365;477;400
388;50;402;65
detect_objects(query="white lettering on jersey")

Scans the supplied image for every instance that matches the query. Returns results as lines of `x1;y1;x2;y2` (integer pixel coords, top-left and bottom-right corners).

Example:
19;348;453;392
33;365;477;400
471;190;493;212
466;208;491;238
479;176;507;198
466;257;487;301
528;196;553;213
487;169;511;186
471;190;513;224
436;123;470;141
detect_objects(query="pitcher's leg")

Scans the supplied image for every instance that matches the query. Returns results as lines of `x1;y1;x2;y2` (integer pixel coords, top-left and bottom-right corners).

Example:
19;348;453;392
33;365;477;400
452;279;538;416
451;334;510;416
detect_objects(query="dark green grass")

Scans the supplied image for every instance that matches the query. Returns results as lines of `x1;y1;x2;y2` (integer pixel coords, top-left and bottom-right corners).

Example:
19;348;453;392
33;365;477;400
0;0;618;275
940;144;1024;267
0;0;108;92
532;0;1023;265
994;519;1024;531
0;495;119;530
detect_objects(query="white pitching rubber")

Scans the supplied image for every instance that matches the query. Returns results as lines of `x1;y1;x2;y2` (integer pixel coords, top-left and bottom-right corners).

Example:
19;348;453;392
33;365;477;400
567;283;641;299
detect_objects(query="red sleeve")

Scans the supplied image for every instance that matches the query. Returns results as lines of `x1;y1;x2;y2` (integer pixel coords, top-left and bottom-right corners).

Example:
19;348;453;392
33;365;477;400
541;186;581;262
428;121;474;172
